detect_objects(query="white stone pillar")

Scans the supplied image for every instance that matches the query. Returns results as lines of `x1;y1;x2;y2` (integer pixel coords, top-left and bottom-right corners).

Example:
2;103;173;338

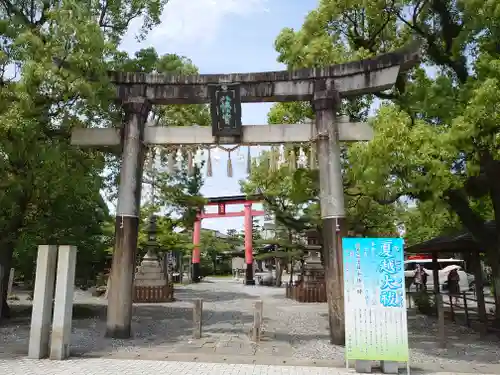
28;245;58;359
50;245;77;360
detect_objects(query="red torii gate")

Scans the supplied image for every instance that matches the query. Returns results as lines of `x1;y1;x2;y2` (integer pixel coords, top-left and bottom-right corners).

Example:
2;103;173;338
192;194;264;285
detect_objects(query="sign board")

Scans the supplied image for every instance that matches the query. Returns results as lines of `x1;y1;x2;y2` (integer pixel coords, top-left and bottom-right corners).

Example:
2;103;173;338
209;83;242;137
342;237;409;362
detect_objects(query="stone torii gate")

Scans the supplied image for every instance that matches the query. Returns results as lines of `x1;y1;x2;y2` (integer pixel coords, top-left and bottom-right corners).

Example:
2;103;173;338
71;44;420;342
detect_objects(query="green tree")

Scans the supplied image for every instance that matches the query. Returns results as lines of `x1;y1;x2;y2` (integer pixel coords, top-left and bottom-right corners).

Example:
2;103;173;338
401;201;463;247
0;0;168;317
241;149;397;290
200;230;231;275
272;0;500;321
252;221;263;243
103;47;210;285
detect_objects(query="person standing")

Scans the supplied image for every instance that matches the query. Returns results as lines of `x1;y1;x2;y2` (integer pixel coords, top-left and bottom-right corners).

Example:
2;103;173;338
447;268;461;304
414;264;426;292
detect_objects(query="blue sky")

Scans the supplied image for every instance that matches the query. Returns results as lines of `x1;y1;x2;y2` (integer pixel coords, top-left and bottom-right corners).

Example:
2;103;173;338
120;0;319;233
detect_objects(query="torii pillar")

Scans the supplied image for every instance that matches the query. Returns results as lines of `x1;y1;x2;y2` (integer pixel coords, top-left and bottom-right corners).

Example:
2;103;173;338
244;202;255;285
106;98;150;339
313;81;347;345
192;217;202;283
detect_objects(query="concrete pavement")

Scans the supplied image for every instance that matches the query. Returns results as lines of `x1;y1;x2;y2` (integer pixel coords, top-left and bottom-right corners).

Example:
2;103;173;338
0;358;494;375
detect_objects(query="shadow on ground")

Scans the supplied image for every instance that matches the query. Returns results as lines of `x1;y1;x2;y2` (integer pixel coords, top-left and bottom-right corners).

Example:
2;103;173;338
405;310;500;364
174;289;259;303
316;309;500;366
2;282;500;371
0;303;255;358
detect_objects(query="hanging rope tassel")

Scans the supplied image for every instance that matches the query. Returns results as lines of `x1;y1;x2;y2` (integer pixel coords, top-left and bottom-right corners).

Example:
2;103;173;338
167;150;175;173
175;147;183;169
277;144;286;168
297;146;307;168
187;149;194;176
309;144;317;169
246;146;251;174
270;146;277;172
289;148;296;172
207;148;213;177
146;147;154;172
227;152;233;177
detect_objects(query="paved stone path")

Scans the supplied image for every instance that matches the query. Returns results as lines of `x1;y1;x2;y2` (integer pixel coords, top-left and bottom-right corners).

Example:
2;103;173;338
0;358;492;375
1;278;500;374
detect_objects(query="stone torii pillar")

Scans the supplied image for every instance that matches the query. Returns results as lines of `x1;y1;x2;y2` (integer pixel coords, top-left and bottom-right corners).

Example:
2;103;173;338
106;98;151;339
313;81;347;345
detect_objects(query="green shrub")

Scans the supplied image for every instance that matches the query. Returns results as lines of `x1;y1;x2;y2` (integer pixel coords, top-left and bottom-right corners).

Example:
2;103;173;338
413;290;436;315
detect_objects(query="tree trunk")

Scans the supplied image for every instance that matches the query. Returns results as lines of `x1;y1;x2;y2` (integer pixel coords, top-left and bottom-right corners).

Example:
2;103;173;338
289;257;294;285
257;260;263;272
0;247;15;319
446;184;500;322
275;259;283;287
482;153;500;324
212;259;217;275
0;199;31;320
488;251;500;324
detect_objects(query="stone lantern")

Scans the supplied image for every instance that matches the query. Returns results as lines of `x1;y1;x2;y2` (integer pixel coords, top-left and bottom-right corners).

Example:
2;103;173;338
133;215;172;302
302;245;325;288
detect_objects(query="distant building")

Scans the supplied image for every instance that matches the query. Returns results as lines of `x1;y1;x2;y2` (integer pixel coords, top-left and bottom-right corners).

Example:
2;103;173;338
261;208;276;240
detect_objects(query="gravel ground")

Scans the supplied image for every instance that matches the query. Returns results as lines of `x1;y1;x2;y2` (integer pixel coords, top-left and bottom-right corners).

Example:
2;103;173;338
1;278;500;373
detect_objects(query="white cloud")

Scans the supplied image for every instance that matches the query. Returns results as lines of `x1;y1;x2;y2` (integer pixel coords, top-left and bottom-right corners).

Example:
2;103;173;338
148;0;269;47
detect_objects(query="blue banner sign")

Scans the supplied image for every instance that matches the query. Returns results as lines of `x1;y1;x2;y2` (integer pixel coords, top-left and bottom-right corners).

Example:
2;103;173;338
342;237;409;362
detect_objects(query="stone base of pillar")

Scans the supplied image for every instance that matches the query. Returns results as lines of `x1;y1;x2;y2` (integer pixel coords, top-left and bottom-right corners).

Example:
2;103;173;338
245;264;255;285
191;263;201;283
105;215;140;339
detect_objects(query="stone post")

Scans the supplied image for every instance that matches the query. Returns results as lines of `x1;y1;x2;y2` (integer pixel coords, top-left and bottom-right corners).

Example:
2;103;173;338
192;218;201;283
244;203;255;285
251;300;263;342
106;98;150;339
28;245;58;359
312;80;346;345
50;245;77;360
192;298;203;339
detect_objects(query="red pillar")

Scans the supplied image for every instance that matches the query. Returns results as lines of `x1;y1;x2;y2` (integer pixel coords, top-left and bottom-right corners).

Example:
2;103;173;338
192;217;201;282
244;203;255;285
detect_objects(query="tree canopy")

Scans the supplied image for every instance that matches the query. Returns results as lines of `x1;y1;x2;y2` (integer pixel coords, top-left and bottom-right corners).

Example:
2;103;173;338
0;0;212;317
271;0;500;320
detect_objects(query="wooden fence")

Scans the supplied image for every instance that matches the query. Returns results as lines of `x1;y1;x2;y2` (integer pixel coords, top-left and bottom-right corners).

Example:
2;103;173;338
285;283;326;303
442;292;498;331
408;290;498;333
133;283;174;303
